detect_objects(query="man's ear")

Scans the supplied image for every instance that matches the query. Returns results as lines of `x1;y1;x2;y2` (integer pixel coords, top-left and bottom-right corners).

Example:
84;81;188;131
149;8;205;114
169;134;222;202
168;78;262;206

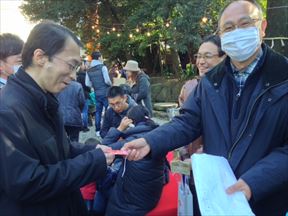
260;19;267;39
33;49;47;66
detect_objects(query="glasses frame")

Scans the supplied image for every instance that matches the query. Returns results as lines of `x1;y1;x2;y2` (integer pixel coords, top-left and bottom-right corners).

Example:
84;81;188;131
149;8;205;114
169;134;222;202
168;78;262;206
53;56;81;72
218;17;262;34
194;53;219;60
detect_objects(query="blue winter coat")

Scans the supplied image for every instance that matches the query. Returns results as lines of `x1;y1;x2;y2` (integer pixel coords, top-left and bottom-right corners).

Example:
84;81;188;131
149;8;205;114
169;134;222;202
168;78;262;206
57;81;85;127
143;44;288;215
102;123;165;216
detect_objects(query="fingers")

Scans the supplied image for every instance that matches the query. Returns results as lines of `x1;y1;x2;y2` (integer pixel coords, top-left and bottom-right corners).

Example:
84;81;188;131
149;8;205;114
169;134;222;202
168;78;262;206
226;179;252;200
96;144;112;152
104;153;115;165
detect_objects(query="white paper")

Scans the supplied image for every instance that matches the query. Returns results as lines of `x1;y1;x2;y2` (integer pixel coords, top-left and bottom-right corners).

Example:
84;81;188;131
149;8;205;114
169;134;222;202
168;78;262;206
191;154;255;216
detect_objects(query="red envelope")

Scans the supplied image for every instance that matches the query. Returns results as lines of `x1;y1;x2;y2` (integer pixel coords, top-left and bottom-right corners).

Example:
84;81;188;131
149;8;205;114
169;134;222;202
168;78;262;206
107;149;129;156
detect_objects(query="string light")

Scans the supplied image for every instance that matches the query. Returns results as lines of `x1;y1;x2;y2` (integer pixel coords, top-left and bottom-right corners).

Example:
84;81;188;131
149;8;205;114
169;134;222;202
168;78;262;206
202;17;208;23
96;29;100;33
92;26;95;29
117;33;121;37
112;27;116;31
129;33;133;38
165;23;170;27
147;32;151;36
107;31;110;35
136;28;140;33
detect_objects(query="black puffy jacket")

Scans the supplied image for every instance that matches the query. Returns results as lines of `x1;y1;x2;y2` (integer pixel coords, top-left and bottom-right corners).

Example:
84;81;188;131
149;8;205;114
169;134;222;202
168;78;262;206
102;123;165;216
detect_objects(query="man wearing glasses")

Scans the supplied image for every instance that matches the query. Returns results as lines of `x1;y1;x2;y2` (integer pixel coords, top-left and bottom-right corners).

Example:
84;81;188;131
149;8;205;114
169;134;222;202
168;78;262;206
123;0;288;215
0;21;114;215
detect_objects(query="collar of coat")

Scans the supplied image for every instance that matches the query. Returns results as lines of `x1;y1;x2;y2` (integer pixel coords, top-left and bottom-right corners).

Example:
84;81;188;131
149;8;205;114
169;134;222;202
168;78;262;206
206;43;288;89
10;68;59;115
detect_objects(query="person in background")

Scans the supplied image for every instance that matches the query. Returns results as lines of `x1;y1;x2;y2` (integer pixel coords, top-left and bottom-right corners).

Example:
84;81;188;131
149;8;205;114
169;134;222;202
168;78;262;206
77;60;91;131
0;33;24;89
86;51;112;136
177;35;226;215
178;35;225;155
0;21;114;216
100;86;136;138
124;60;153;116
57;79;85;142
103;105;166;216
123;1;288;215
179;35;226;107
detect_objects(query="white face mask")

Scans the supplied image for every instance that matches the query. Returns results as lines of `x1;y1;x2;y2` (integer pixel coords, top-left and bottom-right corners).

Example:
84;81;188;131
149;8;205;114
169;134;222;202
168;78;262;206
221;27;261;62
13;65;21;74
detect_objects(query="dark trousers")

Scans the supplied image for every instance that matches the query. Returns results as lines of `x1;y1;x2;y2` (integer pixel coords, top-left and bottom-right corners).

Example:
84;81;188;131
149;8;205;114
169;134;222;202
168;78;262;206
65;126;81;142
95;95;108;131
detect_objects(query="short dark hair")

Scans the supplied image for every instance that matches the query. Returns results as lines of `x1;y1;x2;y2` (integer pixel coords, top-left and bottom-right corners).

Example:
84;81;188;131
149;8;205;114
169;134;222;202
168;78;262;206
107;86;125;98
22;20;82;69
0;33;24;60
201;35;225;57
91;51;101;60
218;0;263;26
119;84;132;95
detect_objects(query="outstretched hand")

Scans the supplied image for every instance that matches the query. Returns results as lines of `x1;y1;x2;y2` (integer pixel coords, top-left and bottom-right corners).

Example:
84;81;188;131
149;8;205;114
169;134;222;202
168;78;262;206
121;138;151;161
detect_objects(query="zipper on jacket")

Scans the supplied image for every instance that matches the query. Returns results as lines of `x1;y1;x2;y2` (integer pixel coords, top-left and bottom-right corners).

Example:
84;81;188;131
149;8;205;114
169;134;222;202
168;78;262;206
228;80;288;160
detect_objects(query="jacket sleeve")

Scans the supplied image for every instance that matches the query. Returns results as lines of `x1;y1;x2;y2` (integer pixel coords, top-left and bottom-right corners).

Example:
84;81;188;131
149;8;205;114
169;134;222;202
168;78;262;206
102;127;123;145
69;142;97;158
78;84;85;111
0;109;107;203
240;143;288;202
144;82;203;158
102;65;112;86
135;76;149;102
100;110;112;138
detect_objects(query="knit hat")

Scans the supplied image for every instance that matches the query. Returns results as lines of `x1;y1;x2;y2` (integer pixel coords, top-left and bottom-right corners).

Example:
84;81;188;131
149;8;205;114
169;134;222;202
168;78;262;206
127;105;150;125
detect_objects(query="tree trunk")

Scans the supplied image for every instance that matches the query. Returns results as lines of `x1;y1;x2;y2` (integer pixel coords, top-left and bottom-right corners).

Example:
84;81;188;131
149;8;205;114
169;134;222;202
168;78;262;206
266;0;288;57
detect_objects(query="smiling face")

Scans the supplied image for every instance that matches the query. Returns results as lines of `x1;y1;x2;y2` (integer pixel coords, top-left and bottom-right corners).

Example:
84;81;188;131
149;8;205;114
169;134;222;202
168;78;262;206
196;42;224;76
35;37;81;93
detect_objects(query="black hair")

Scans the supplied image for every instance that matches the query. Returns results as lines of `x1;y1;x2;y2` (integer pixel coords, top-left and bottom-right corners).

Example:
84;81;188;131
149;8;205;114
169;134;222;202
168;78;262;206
84;137;101;145
218;0;263;28
91;51;101;60
22;20;82;69
107;86;125;98
0;33;24;60
119;84;132;96
127;105;158;128
201;35;225;57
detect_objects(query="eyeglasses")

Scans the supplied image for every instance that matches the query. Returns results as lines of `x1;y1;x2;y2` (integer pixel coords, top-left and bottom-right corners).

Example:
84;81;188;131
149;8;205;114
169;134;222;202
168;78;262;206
194;53;219;60
53;56;81;72
219;17;261;34
109;100;125;108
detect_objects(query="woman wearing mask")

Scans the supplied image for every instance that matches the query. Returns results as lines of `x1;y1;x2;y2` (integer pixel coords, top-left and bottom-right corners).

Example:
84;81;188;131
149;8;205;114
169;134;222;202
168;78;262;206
0;33;24;89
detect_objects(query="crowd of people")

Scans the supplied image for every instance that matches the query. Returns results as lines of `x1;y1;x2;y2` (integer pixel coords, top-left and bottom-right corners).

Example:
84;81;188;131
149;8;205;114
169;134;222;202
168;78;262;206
0;0;287;216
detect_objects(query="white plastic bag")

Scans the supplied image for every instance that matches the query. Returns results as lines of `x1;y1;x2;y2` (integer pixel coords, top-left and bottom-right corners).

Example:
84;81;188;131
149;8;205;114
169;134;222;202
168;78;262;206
178;175;193;216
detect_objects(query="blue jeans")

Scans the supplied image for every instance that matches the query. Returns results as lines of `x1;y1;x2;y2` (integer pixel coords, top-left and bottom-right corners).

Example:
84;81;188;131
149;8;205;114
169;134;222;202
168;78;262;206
82;99;89;128
95;95;108;131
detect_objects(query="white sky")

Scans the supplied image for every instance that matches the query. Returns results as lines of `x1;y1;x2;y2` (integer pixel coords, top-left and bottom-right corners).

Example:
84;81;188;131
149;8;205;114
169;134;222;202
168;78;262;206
0;0;36;41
